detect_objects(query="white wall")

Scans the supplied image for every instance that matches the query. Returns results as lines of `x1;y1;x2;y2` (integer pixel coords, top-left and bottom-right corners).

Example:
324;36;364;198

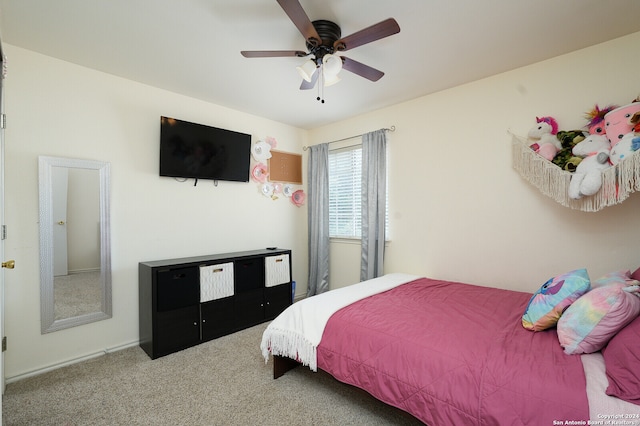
310;31;640;291
3;45;308;379
5;31;640;381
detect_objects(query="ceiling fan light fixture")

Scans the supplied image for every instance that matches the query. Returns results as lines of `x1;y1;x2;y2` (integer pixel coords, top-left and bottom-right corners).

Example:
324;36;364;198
322;53;343;77
296;59;317;82
323;72;341;87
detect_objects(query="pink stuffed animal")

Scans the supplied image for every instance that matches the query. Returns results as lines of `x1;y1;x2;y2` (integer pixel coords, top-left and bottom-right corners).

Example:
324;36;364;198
604;103;640;148
584;104;617;135
604;102;640;165
609;110;640;165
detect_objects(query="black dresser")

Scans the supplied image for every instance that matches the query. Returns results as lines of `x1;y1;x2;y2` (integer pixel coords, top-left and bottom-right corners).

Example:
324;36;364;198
139;249;292;359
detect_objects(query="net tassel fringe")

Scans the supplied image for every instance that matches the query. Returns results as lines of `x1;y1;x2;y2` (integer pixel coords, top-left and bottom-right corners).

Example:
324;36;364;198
511;134;640;212
260;327;318;372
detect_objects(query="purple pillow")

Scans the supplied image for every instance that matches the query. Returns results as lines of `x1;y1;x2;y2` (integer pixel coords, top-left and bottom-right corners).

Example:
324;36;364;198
602;315;640;405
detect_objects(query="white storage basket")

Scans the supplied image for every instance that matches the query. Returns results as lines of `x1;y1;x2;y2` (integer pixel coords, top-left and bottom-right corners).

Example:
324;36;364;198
200;262;234;302
265;254;290;288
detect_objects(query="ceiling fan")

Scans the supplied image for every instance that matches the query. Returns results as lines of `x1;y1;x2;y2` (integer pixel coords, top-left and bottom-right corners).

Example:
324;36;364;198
241;0;400;97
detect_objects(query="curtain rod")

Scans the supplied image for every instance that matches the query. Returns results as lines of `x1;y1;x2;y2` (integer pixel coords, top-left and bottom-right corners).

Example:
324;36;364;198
302;125;395;151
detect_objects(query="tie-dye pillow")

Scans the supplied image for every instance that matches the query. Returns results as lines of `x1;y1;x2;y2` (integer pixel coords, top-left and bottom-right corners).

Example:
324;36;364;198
557;281;640;355
522;268;591;331
592;270;633;289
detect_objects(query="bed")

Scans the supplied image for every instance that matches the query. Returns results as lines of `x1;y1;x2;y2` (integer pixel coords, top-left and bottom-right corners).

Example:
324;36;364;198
261;273;640;425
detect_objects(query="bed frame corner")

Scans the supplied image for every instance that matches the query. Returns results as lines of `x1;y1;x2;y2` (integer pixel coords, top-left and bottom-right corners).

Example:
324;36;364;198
273;355;301;379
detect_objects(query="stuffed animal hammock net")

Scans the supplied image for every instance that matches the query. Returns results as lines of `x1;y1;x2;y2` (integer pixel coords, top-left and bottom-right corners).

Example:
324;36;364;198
511;134;640;212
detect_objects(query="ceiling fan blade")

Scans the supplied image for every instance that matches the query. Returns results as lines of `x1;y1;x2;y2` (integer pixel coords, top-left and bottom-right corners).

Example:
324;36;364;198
334;18;400;52
341;57;384;82
300;70;319;90
277;0;322;46
241;50;307;58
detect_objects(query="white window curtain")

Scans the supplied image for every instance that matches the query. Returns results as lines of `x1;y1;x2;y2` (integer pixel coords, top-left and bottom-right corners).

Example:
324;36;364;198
307;143;330;296
360;130;387;281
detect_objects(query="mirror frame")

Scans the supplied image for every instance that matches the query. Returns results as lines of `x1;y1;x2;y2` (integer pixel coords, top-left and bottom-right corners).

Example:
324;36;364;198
39;156;112;333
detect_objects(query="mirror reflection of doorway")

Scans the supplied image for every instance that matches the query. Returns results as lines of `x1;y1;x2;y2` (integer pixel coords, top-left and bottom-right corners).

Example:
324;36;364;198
52;166;68;276
51;167;101;320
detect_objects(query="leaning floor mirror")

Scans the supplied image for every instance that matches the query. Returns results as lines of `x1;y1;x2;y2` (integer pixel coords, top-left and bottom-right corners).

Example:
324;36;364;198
39;156;112;333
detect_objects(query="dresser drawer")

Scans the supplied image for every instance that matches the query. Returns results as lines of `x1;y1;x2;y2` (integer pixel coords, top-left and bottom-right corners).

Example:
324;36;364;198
235;257;265;292
156;266;200;311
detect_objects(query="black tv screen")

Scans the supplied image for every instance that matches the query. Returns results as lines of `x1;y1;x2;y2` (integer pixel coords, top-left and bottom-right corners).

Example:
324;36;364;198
159;116;251;182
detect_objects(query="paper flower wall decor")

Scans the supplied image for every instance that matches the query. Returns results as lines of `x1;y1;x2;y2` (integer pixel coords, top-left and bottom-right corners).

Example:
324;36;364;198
265;136;278;149
251;140;272;162
291;189;306;207
250;136;302;205
251;163;269;183
261;182;275;198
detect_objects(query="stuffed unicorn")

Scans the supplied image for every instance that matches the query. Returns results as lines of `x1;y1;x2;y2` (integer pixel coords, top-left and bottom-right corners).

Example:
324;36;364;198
528;116;563;161
568;134;611;200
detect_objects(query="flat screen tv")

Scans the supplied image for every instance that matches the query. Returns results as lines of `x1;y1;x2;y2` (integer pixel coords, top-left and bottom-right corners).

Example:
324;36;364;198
159;116;251;183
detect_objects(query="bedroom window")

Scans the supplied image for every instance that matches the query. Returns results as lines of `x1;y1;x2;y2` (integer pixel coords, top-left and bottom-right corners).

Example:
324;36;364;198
328;145;388;239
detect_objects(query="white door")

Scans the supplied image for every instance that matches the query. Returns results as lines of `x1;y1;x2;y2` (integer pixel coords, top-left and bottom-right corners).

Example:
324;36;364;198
52;167;68;276
0;36;8;420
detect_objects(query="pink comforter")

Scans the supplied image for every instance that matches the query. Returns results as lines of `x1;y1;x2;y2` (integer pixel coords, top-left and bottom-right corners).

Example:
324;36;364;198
317;278;589;425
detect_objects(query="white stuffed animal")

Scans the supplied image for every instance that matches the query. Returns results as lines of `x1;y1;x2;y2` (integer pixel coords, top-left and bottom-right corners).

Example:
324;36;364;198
568;134;611;200
527;116;563;161
609;132;640;165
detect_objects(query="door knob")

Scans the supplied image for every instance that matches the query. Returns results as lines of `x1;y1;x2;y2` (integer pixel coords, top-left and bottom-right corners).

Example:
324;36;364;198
2;260;15;269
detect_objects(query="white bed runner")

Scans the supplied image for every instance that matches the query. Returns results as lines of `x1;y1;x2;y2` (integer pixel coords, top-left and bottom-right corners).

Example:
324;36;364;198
260;273;419;372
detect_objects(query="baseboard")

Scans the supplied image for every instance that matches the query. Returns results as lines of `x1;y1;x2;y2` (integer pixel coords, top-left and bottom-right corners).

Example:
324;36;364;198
5;340;140;384
68;268;100;274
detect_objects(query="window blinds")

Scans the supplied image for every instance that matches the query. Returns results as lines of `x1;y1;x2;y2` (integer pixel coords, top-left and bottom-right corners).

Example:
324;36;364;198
328;145;389;239
328;146;362;238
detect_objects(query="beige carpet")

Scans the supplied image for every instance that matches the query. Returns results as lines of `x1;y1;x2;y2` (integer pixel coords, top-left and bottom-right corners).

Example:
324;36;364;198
2;323;424;425
54;271;101;320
